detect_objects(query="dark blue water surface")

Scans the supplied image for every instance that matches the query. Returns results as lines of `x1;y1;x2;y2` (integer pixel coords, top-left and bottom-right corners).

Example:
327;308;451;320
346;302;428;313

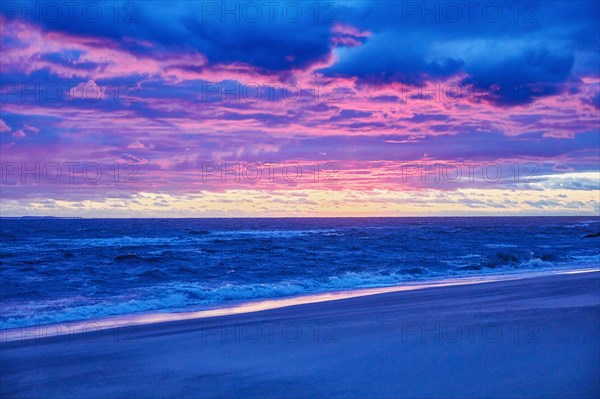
1;217;599;328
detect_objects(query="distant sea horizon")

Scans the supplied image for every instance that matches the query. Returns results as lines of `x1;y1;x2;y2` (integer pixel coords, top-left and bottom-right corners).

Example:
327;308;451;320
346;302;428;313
1;215;598;219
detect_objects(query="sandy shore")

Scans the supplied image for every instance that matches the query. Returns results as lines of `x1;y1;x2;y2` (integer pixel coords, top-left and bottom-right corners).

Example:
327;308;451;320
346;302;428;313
1;271;598;398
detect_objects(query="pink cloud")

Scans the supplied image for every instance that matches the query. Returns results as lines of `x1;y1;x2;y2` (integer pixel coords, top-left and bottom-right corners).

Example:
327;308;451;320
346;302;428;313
332;23;371;38
128;141;147;149
0;119;11;133
1;20;208;81
331;23;372;48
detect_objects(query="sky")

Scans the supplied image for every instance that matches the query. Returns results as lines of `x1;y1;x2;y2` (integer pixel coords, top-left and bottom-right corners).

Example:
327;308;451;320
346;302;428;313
0;0;599;217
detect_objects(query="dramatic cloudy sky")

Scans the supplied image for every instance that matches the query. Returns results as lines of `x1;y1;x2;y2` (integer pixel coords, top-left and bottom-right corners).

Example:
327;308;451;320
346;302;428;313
1;0;599;216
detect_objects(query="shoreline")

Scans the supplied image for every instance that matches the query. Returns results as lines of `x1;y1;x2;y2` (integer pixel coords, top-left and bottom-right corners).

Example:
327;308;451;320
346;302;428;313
2;267;598;343
2;270;598;398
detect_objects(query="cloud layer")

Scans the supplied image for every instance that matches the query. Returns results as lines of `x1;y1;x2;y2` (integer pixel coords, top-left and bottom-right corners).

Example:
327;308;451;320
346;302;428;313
1;1;599;215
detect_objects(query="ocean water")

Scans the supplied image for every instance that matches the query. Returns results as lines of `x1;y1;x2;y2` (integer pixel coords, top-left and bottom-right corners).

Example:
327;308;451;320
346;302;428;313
1;217;599;329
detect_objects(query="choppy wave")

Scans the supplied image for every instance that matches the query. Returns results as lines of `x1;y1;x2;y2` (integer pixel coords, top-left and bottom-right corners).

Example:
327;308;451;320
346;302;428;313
1;217;599;328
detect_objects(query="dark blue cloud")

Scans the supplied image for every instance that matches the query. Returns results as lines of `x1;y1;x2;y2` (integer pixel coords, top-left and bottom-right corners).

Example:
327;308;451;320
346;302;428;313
2;0;598;106
322;32;464;84
1;0;334;72
461;47;575;105
320;1;598;105
404;114;450;123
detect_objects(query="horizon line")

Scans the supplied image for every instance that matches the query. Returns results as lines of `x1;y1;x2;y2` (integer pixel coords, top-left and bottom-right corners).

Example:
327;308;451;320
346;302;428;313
1;215;598;220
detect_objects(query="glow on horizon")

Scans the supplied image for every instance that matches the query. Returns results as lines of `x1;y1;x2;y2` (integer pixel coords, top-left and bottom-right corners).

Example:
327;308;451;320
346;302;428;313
1;182;598;218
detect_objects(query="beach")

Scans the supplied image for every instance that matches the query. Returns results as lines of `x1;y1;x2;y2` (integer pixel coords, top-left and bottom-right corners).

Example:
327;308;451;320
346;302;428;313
1;270;598;398
2;0;599;397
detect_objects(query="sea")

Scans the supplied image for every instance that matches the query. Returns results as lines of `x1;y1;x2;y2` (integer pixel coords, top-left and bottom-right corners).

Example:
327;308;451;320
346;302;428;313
1;217;599;329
